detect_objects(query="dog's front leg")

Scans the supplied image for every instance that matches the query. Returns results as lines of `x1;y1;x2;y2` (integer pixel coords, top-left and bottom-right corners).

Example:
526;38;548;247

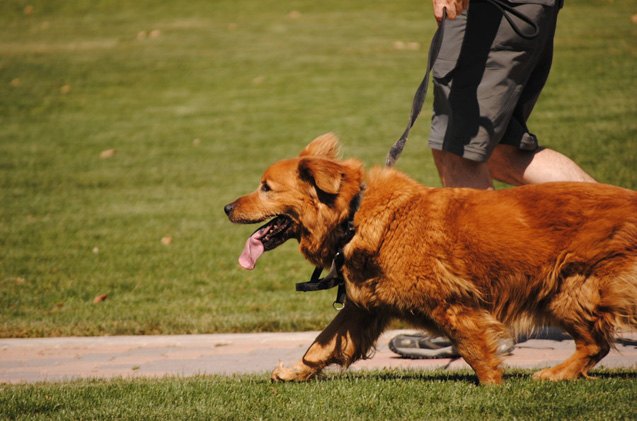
271;303;387;382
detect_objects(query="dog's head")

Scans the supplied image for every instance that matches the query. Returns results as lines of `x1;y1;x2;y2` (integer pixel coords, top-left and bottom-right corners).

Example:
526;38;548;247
224;133;364;269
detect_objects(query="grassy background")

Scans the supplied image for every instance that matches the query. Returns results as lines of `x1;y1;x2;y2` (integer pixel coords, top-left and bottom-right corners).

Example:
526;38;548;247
1;0;636;337
1;370;636;420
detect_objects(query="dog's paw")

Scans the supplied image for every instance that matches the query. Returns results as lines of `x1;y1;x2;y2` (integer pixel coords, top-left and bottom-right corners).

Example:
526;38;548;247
532;368;562;381
532;367;582;381
271;362;314;382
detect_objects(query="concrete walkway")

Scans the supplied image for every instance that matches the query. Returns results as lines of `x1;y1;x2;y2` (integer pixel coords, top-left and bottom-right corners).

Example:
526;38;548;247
1;330;636;384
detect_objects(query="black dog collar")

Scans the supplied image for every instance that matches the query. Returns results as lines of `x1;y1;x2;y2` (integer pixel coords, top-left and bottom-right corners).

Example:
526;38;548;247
295;185;365;310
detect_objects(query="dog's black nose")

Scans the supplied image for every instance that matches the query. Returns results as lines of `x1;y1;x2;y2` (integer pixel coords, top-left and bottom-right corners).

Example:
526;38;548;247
224;203;234;216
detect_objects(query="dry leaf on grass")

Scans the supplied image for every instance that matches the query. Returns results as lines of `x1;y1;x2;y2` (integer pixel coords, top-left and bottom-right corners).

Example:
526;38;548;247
393;41;420;50
632;14;637;24
100;149;117;159
161;236;173;246
60;84;71;94
138;29;160;40
10;78;21;87
93;294;108;304
406;42;420;50
24;5;34;16
287;11;302;19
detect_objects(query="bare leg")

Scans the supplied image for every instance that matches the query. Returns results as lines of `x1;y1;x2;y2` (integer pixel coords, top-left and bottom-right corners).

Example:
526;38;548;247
431;149;494;189
271;304;388;382
489;145;596;186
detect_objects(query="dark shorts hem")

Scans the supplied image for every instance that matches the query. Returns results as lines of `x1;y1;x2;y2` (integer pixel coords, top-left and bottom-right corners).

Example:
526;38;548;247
429;138;490;163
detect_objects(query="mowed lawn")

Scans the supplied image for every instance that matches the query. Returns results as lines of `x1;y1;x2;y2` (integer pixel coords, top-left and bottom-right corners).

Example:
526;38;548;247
1;0;636;339
1;370;636;420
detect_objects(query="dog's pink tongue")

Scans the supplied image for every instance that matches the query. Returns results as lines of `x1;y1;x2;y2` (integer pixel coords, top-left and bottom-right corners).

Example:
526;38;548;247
238;227;268;270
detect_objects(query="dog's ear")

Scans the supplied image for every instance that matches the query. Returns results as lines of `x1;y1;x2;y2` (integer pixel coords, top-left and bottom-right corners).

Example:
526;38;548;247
298;157;342;196
299;132;341;160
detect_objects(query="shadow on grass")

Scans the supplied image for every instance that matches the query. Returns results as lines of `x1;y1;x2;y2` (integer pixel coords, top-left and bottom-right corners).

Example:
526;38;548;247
589;370;637;380
309;367;637;384
317;369;482;385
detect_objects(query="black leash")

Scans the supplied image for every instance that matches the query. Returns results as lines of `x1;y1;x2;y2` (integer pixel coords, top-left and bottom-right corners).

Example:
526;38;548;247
488;0;540;40
386;1;539;167
386;8;448;168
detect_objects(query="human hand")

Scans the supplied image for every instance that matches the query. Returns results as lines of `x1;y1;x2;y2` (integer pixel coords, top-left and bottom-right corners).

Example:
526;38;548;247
432;0;468;21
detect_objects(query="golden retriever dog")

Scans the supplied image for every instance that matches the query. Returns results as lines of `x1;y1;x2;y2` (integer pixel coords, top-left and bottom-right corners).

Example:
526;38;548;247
224;133;637;385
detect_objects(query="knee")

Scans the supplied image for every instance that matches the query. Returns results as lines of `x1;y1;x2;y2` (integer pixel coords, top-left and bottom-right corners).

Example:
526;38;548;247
431;149;493;189
488;145;533;186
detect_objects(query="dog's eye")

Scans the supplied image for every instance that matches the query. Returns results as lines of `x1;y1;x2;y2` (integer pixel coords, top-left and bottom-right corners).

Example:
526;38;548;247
261;183;272;193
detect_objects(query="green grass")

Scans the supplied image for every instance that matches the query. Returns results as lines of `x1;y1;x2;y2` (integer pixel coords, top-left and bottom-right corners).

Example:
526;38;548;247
1;0;636;337
1;370;636;420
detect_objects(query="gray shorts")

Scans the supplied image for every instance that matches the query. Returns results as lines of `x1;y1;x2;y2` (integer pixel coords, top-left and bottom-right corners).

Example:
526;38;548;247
429;0;561;162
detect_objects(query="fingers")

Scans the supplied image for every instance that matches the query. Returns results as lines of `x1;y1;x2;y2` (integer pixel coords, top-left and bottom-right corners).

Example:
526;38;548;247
433;0;468;21
432;0;446;22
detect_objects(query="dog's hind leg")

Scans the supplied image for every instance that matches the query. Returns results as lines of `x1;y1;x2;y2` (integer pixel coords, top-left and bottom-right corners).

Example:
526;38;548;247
532;324;611;382
271;303;389;382
533;271;635;381
429;305;508;385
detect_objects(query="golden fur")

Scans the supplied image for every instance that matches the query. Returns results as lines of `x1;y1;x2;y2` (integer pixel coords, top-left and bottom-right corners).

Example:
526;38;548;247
225;133;637;384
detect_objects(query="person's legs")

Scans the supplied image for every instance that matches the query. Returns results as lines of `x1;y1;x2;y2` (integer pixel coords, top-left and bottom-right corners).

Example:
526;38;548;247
489;145;596;186
394;2;592;361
